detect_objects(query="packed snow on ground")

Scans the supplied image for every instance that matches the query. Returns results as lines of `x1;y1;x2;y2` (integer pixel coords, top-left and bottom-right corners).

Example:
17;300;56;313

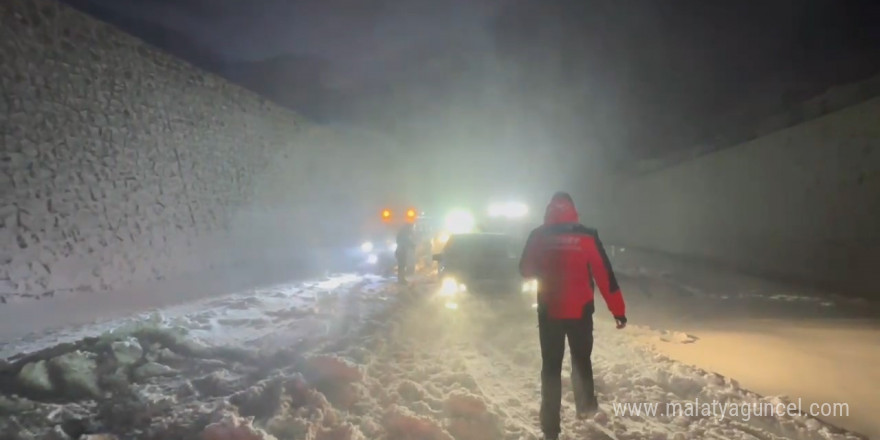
0;274;374;359
0;272;867;440
609;247;879;439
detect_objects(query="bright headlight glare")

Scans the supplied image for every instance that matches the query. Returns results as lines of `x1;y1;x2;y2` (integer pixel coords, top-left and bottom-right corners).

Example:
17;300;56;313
361;241;374;253
440;277;459;296
522;279;538;294
445;210;475;234
488;203;505;217
366;254;378;264
508;202;528;218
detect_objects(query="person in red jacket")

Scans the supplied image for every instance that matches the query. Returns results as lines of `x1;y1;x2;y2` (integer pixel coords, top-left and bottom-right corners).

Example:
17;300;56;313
519;191;627;440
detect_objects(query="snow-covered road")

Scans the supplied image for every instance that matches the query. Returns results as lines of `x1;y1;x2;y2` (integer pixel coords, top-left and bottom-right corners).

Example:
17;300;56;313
609;247;880;439
1;271;868;440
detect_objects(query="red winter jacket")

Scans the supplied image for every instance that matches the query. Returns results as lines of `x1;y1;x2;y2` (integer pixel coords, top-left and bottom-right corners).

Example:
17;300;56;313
519;194;626;320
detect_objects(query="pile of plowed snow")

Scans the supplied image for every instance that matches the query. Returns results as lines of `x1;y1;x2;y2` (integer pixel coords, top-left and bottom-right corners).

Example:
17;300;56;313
0;274;869;440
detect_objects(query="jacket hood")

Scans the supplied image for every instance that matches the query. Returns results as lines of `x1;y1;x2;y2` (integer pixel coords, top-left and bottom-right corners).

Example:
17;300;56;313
544;192;579;224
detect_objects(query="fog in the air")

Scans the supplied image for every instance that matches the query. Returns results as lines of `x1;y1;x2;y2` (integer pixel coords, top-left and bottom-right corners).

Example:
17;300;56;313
3;0;880;438
52;0;880;276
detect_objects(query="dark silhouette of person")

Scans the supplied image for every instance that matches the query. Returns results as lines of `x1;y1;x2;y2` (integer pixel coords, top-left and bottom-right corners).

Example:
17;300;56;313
395;223;415;283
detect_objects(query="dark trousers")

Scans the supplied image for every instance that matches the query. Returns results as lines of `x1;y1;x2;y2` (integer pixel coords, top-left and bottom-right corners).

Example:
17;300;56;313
538;304;596;437
396;253;408;283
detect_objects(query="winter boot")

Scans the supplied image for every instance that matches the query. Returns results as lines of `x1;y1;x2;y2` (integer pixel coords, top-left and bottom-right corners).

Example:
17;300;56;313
576;395;599;419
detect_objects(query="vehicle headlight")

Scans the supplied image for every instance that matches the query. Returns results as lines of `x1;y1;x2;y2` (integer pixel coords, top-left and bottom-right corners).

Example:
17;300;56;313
437;233;450;245
440;277;466;296
361;241;374;253
522;279;538;294
389;242;398;252
366;254;378;264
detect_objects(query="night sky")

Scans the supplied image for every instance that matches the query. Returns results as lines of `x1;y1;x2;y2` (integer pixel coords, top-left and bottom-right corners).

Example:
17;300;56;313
64;0;880;167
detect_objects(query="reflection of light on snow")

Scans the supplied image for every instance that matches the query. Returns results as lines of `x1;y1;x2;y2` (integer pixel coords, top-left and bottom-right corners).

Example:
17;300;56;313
445;301;459;310
316;274;361;290
271;286;301;297
0;274;374;358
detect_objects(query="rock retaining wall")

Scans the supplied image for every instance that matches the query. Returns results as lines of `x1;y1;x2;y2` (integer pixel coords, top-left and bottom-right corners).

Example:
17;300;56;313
598;97;880;296
1;0;368;302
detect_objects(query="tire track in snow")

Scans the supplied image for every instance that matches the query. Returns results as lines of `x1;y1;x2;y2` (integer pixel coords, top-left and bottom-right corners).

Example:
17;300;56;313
436;295;857;440
257;278;866;440
446;317;545;440
454;299;619;440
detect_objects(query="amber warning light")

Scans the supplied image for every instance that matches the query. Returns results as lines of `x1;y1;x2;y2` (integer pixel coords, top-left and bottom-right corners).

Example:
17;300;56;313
406;208;417;222
381;209;392;221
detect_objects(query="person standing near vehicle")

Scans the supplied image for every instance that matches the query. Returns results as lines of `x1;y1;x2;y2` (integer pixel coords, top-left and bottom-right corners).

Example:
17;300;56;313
519;191;627;440
395;223;415;284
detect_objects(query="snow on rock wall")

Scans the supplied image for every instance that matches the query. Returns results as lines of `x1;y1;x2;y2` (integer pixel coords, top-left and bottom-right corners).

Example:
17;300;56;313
0;0;370;303
598;96;880;297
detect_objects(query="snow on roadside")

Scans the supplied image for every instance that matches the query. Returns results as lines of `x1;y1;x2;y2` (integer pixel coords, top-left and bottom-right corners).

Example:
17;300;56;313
0;273;397;439
0;275;867;440
0;274;380;360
